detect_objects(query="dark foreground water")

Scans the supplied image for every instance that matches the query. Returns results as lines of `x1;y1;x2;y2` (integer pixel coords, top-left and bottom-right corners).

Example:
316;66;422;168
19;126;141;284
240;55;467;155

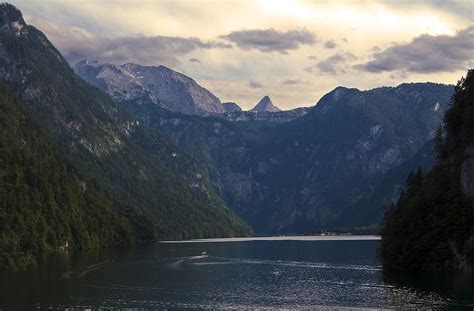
1;236;473;310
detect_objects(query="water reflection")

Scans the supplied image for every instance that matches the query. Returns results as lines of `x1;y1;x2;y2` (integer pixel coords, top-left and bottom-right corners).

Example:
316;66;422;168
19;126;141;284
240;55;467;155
381;268;474;310
0;238;473;310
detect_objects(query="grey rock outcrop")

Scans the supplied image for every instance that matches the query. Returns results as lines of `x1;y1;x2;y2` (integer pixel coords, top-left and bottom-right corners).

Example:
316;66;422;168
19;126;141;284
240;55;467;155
220;107;309;123
222;102;242;112
75;60;225;115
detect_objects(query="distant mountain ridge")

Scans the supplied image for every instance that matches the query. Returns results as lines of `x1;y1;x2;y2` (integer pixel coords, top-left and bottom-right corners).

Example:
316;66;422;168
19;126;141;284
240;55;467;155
251;96;281;112
222;102;242;112
219;107;310;123
74;60;226;115
76;61;312;124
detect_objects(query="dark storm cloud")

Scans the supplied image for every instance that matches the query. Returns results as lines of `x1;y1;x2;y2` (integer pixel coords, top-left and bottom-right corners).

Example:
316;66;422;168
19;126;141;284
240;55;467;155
324;40;337;49
248;80;264;88
308;52;357;75
355;25;474;73
219;28;317;54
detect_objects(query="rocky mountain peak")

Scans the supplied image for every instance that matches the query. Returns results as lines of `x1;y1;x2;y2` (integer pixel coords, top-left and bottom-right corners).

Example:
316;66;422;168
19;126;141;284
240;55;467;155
251;96;281;112
76;60;226;115
0;3;27;36
222;102;242;112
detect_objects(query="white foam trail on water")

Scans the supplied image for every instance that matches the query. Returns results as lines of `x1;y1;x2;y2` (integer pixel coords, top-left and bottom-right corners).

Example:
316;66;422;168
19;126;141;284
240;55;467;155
61;259;113;279
167;255;208;270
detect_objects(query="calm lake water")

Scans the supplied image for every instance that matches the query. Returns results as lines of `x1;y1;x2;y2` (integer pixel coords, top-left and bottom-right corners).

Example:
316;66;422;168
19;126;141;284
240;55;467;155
1;236;473;310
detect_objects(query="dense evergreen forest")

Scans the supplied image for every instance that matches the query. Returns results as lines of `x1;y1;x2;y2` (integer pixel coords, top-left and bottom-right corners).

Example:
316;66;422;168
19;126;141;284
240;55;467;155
0;83;156;270
380;70;474;271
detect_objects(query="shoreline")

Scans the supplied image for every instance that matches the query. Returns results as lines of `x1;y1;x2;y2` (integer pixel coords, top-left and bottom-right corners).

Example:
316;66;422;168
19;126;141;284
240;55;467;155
159;235;381;243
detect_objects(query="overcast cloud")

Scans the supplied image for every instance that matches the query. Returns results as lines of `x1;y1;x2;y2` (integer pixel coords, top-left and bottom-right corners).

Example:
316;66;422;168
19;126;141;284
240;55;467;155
32;17;231;66
309;52;358;75
14;0;472;109
356;25;474;74
220;28;317;54
248;80;264;89
324;40;337;49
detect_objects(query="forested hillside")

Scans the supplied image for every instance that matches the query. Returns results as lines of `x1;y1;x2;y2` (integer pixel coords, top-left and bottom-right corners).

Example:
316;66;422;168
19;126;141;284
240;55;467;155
380;70;474;271
0;3;251;243
0;83;156;270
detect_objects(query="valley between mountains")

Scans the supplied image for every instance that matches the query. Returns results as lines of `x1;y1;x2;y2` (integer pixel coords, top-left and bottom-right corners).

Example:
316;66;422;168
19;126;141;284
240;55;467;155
0;3;458;269
75;59;453;234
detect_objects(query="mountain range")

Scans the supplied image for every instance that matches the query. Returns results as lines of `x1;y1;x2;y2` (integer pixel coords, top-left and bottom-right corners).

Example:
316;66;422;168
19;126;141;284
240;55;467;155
0;4;458;269
77;58;453;233
75;60;291;116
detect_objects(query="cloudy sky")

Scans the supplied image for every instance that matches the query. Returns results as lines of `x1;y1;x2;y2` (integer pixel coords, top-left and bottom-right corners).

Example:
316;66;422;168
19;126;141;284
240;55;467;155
11;0;474;110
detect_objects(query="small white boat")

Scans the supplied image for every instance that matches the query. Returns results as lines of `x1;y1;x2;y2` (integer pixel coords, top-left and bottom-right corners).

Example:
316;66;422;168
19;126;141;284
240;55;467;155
201;251;208;256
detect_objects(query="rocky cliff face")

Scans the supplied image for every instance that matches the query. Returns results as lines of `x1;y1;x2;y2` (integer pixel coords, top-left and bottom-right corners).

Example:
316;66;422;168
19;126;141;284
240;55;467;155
75;60;226;115
219;107;309;123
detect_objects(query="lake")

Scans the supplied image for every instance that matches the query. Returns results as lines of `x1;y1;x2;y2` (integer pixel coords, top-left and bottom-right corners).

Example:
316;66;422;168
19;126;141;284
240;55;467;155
1;236;473;310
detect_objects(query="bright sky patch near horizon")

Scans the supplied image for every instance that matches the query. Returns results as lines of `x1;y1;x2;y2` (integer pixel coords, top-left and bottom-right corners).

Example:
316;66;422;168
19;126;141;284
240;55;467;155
10;0;474;110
